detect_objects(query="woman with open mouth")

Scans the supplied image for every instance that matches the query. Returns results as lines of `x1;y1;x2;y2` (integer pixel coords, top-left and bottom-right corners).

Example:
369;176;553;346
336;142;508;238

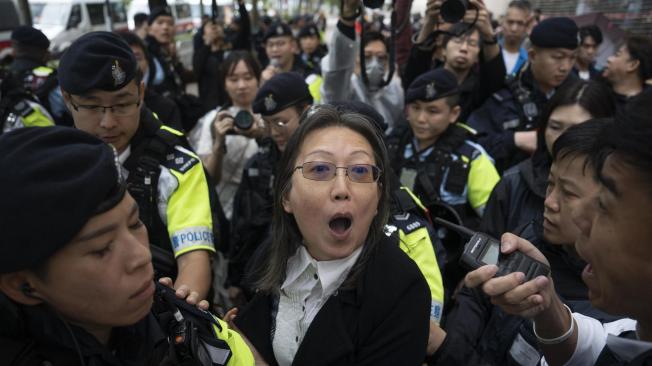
230;105;431;365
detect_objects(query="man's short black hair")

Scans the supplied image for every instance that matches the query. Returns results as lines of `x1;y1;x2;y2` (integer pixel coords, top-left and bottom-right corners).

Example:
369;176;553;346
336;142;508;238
625;35;652;81
508;0;532;12
442;23;483;47
579;25;603;45
134;12;149;28
361;30;388;52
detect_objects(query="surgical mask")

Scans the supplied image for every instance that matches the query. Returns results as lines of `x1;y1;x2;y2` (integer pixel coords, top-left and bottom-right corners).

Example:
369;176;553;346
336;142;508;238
365;56;386;92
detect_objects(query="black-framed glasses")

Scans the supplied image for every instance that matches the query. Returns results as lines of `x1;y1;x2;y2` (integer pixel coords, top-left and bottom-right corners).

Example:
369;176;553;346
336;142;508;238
69;94;141;118
295;161;381;183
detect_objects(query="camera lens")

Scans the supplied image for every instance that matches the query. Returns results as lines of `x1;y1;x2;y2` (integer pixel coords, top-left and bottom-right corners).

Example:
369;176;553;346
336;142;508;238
234;110;254;130
441;0;468;23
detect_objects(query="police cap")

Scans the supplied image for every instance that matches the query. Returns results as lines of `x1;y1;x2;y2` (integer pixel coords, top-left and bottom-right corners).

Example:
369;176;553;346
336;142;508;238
406;68;459;104
0;126;126;273
298;24;320;39
58;32;138;95
148;6;173;25
263;22;293;43
253;72;313;116
530;17;579;50
11;26;50;50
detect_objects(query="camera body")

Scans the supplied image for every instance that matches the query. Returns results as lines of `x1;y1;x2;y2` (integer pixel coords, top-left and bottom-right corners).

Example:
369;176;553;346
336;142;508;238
363;0;384;9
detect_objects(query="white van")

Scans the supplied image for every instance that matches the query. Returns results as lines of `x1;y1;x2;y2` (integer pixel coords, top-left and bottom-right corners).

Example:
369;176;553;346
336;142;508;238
31;0;128;55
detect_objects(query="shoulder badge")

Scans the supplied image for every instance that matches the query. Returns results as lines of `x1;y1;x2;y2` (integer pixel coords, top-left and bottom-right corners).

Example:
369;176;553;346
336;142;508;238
264;93;277;112
166;147;200;174
112;60;126;86
425;82;436;100
276;26;284;35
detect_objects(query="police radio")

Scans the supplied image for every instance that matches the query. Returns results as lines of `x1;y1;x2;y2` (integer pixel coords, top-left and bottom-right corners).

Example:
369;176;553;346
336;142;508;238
434;218;550;281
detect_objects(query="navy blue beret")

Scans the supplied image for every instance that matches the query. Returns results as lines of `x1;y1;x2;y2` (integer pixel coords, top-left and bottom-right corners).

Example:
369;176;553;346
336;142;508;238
253;72;313;116
530;17;579;50
11;26;50;50
406;68;459;104
330;100;387;133
263;22;293;43
298;24;320;39
58;32;138;95
0;126;126;273
148;6;173;25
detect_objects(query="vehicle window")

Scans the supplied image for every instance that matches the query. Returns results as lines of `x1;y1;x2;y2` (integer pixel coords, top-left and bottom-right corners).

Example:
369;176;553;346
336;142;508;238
0;1;20;31
30;2;46;24
34;2;71;26
68;4;82;28
175;3;191;19
87;3;105;25
110;2;127;23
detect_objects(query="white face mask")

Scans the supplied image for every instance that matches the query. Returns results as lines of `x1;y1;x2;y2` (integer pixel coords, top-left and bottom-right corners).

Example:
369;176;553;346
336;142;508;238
365;56;386;92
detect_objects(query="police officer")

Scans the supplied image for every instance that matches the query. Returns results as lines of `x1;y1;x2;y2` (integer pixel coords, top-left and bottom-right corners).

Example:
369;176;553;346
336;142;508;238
0;126;254;365
228;72;313;302
390;68;500;229
0;69;54;134
468;17;579;173
57;32;216;303
297;23;328;75
260;22;322;102
8;26;66;124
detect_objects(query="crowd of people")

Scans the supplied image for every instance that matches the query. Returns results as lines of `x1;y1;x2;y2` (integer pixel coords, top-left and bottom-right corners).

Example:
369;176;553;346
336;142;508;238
1;0;652;364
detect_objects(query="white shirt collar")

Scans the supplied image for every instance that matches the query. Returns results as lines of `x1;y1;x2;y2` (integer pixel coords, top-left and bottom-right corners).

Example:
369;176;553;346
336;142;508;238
282;245;363;296
118;145;131;165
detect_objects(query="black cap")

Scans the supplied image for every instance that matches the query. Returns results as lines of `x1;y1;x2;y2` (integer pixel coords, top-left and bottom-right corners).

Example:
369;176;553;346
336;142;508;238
11;26;50;50
406;68;459;104
0;126;126;273
330;101;387;133
148;6;173;25
263;22;293;43
58;32;138;95
298;24;320;39
530;17;579;50
253;72;313;116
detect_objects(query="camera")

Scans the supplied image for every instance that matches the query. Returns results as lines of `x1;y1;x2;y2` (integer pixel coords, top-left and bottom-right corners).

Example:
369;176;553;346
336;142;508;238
434;218;550;281
440;0;469;23
233;110;254;130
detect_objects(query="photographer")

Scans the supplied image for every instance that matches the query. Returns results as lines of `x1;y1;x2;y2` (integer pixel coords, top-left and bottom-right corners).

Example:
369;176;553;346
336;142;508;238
189;51;266;219
464;108;652;365
403;0;506;123
320;0;405;134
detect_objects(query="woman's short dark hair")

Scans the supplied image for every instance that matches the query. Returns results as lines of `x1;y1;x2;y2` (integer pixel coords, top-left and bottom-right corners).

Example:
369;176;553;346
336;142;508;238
552;118;613;169
536;80;615;154
220;50;262;87
253;105;391;293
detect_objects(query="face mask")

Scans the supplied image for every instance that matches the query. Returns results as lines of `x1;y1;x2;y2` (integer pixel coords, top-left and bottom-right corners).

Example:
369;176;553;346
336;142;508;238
365;56;386;92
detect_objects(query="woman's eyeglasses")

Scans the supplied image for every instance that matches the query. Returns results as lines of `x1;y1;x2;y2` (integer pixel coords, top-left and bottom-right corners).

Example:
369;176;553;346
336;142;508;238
295;161;381;183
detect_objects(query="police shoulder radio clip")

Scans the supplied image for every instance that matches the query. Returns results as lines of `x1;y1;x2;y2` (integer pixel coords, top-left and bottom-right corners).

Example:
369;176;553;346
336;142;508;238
434;218;550;281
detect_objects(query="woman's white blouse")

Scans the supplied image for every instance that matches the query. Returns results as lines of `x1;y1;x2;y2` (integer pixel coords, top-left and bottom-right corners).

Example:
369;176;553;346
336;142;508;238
272;245;362;366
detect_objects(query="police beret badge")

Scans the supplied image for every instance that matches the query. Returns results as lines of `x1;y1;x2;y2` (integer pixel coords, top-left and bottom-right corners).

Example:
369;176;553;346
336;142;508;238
425;82;436;100
276;26;283;35
264;94;277;112
112;60;126;87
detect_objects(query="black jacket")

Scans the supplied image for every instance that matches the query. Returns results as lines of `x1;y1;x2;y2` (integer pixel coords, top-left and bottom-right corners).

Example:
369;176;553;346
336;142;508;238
229;138;280;288
0;294;169;366
479;153;549;241
468;67;577;173
144;88;183;132
234;236;431;365
402;46;506;122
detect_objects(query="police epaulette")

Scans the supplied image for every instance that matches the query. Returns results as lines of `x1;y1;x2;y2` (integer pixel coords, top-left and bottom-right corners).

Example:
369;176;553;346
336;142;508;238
13;100;34;118
164;147;200;174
